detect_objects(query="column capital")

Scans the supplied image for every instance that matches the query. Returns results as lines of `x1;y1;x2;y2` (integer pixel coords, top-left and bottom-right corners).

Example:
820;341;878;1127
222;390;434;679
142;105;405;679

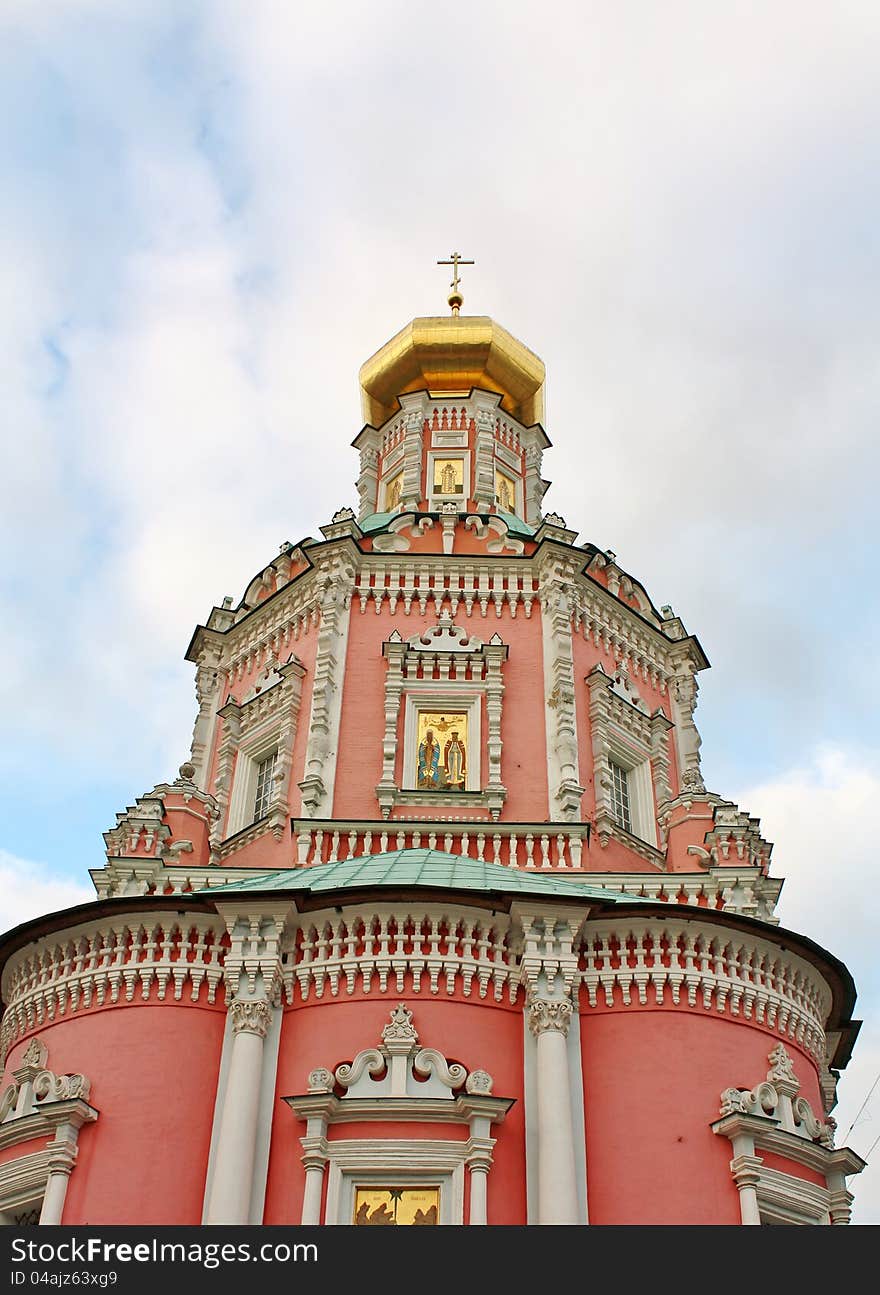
527;996;573;1038
46;1137;78;1178
229;997;272;1039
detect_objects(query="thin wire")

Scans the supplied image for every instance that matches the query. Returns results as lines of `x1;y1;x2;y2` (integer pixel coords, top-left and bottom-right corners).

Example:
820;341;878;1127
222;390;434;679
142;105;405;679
843;1068;880;1141
864;1131;880;1161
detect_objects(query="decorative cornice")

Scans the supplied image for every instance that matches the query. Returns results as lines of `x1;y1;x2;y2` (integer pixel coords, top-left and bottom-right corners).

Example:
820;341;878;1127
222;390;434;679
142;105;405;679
579;919;831;1063
0;915;226;1062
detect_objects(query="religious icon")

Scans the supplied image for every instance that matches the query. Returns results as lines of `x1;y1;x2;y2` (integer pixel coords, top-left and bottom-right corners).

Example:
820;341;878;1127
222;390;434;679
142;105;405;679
495;470;516;512
433;458;464;495
415;711;468;791
443;729;466;788
385;473;402;510
417;727;442;789
354;1187;439;1225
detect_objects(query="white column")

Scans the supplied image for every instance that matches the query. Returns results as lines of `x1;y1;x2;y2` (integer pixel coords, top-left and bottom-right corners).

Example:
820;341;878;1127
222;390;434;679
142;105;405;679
729;1137;762;1226
466;1114;494;1225
469;1164;489;1224
301;1157;326;1224
529;997;579;1224
204;997;271;1225
39;1130;78;1225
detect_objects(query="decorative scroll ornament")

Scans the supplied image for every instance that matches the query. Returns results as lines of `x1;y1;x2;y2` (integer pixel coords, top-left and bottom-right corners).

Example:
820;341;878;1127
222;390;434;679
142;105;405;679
527;997;573;1038
718;1045;836;1148
229;998;272;1039
306;1003;494;1101
1;1038;92;1125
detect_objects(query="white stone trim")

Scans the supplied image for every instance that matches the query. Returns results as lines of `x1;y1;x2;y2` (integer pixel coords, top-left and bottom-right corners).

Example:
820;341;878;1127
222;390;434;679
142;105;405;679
286;1004;510;1225
579;919;832;1064
377;614;508;819
299;552;355;819
712;1046;865;1225
426;450;471;512
402;689;482;792
0;914;226;1063
539;560;585;820
325;1145;465;1225
0;1039;97;1225
282;904;517;1005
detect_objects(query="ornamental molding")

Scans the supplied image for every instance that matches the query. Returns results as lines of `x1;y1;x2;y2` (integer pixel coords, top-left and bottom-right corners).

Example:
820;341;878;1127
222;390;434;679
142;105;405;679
537;563;585;821
354;557;538;619
0;915;226;1062
586;662;673;849
718;1045;834;1144
377;612;508;820
578;918;831;1064
712;1045;866;1225
303;1003;496;1102
0;1038;92;1127
298;553;356;819
283;903;518;1005
527;996;573;1037
462;514;525;556
285;999;512;1223
229;997;272;1039
0;1038;97;1221
216;902;290;1004
372;513;435;553
213;653;307;850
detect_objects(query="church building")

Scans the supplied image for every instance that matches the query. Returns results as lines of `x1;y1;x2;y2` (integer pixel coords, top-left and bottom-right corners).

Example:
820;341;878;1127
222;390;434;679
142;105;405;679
0;262;866;1225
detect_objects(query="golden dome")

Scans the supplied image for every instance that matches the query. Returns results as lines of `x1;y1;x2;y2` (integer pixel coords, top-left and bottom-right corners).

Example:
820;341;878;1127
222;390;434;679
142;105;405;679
359;315;545;428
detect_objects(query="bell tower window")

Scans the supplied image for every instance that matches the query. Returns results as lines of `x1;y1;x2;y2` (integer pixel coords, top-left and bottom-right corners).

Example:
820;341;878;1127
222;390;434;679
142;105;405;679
495;469;518;514
253;750;277;822
609;761;632;833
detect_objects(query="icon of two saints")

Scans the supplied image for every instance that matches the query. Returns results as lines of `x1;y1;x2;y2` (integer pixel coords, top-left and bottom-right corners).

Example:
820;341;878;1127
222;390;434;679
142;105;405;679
417;725;466;791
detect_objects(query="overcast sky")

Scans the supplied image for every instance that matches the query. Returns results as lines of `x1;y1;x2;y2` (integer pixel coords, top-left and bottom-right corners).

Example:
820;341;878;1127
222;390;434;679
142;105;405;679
1;0;878;1221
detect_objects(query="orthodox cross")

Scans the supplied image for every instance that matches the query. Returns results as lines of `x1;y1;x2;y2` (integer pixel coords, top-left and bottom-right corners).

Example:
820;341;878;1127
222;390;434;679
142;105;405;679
437;251;474;314
437;251;474;294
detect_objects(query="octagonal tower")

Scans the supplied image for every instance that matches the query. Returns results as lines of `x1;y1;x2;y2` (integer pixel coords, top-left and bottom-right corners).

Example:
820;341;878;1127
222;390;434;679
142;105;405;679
0;297;866;1227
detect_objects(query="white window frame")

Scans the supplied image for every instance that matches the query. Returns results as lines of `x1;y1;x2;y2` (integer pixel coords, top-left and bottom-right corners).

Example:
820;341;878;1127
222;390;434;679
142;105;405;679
325;1148;464;1226
427;451;470;511
252;750;278;822
227;735;280;836
604;735;656;847
494;464;523;518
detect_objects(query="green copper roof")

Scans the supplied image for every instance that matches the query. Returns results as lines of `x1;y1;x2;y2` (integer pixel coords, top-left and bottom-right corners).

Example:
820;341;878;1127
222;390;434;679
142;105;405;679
360;511;396;534
199;848;637;903
495;509;536;538
360;510;535;540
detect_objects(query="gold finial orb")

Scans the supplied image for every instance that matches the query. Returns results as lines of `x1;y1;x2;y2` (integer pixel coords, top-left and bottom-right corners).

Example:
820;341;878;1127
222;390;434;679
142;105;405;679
357;250;545;427
437;252;473;317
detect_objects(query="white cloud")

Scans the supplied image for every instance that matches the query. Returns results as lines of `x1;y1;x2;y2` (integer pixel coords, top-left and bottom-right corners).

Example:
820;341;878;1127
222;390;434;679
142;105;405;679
0;851;95;936
735;747;880;1223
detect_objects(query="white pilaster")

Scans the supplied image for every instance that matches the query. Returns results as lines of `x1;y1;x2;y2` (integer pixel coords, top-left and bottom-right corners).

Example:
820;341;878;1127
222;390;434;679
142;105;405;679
203;997;271;1225
38;1127;79;1225
528;997;580;1224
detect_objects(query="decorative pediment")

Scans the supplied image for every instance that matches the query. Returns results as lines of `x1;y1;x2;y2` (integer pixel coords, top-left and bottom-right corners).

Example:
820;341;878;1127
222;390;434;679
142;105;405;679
0;1038;92;1125
406;611;483;654
608;661;650;714
718;1045;835;1147
306;1003;493;1101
